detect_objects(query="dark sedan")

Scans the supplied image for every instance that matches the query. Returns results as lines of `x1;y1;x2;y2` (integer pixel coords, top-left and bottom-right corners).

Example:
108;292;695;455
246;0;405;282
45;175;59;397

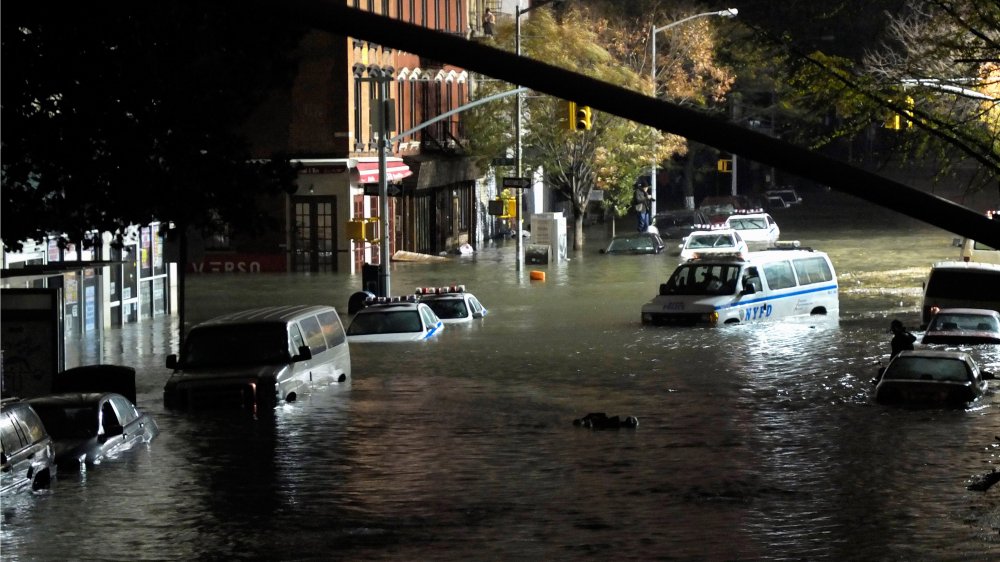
26;392;159;468
652;209;710;240
874;349;994;407
921;308;1000;345
600;232;665;255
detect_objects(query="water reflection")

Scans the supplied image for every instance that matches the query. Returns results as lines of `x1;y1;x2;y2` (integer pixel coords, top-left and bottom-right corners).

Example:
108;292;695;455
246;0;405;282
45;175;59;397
3;190;998;560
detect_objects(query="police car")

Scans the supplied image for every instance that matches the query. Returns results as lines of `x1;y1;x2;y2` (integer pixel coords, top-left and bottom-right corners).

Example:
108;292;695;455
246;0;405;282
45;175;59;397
723;209;780;250
678;226;749;261
415;285;488;323
346;296;445;342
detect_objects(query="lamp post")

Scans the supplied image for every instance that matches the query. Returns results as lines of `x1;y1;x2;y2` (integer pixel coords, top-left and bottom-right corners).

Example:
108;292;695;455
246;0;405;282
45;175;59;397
651;8;737;212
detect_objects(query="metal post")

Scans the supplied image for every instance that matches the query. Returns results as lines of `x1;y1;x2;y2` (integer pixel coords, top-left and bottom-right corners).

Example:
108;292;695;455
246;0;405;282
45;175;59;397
515;5;524;271
650;23;657;218
377;77;391;297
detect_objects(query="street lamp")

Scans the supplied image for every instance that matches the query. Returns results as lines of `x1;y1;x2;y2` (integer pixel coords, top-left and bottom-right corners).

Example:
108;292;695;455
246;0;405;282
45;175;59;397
650;8;737;212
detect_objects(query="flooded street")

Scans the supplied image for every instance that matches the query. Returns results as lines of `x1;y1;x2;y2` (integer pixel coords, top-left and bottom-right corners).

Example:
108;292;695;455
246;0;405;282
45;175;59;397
3;189;999;560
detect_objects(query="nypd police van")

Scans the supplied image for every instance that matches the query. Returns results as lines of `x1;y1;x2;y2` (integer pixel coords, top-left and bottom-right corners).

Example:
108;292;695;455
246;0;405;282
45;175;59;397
641;245;838;326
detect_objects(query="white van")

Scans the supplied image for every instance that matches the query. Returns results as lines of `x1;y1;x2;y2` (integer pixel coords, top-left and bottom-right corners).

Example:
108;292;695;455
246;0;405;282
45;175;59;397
641;247;839;326
164;305;351;412
920;261;1000;326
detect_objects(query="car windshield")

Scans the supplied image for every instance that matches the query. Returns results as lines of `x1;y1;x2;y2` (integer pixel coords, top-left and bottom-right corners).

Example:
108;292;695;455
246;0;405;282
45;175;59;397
929;313;999;332
183;323;290;368
607;236;658;253
661;264;741;296
348;310;423;334
727;217;767;230
32;404;98;439
884;357;971;382
686;234;734;249
425;299;469;319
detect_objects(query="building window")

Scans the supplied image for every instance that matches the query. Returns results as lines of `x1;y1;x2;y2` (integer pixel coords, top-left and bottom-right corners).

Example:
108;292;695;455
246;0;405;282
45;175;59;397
409;0;415;23
396;0;403;19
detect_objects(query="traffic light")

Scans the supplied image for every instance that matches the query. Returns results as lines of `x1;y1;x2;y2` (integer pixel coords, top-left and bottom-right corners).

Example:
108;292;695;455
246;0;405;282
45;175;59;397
566;101;593;131
575;104;592;131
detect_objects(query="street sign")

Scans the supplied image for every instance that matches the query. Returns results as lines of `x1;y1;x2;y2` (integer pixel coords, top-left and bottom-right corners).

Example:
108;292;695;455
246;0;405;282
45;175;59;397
502;177;530;189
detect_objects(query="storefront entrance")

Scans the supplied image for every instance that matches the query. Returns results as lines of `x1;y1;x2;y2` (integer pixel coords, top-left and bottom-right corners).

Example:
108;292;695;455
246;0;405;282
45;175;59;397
291;196;338;273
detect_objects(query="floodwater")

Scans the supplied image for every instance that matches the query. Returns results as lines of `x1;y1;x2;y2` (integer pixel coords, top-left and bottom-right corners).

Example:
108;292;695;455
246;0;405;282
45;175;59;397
3;189;999;561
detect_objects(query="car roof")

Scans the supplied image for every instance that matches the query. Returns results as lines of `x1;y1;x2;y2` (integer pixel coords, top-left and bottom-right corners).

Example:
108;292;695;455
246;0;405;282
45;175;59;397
26;392;120;407
358;302;424;312
929;260;1000;272
893;349;974;361
931;308;1000;317
199;305;339;327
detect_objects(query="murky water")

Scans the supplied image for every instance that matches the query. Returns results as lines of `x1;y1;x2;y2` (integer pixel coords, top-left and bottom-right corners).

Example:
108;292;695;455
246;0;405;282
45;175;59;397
4;190;999;560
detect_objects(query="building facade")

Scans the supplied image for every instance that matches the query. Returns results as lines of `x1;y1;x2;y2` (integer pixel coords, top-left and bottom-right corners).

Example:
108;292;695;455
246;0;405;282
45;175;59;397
212;0;514;276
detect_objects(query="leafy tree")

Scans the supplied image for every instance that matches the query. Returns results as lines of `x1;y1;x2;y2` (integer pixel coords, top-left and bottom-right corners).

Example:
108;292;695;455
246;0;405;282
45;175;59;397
464;7;687;249
863;0;1000;188
1;3;305;252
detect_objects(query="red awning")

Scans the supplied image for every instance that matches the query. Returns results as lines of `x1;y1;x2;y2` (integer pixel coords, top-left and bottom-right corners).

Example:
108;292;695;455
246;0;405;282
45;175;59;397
355;159;412;184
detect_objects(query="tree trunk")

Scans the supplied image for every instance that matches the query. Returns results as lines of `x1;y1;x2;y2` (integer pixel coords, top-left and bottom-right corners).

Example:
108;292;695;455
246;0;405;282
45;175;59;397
574;213;585;250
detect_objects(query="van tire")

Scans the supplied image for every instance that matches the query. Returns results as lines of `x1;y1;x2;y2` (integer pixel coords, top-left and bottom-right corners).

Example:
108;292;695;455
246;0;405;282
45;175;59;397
32;468;51;491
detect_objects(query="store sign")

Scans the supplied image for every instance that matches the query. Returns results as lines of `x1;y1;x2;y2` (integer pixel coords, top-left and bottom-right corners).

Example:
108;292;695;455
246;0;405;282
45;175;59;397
188;254;287;273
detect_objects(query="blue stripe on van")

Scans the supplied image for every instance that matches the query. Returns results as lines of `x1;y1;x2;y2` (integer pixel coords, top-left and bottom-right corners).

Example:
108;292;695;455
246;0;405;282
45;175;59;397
714;283;838;311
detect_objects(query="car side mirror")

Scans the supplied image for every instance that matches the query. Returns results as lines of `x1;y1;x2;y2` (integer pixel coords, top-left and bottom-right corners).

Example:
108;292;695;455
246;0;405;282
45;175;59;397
166;354;179;369
741;284;756;295
294;345;313;362
983;371;995;380
473;310;485;319
599;249;607;254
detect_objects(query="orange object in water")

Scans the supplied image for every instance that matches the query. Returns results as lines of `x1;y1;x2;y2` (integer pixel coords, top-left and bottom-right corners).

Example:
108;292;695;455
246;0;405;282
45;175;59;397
530;270;545;281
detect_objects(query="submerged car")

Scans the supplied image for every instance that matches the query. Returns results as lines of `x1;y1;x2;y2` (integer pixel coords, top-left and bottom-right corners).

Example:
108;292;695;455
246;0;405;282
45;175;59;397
874;349;994;407
724;211;780;250
1;398;55;495
600;232;665;255
416;285;488;324
164;305;352;412
678;228;748;261
347;299;444;342
26;392;159;468
653;209;710;241
921;308;1000;346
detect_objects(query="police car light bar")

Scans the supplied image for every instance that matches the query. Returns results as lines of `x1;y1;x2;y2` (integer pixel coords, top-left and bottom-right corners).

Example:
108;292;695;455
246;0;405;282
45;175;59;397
416;285;466;295
773;240;801;248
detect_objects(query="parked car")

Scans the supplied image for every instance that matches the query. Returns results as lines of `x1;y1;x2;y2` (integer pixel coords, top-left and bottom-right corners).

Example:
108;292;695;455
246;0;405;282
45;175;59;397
921;308;1000;346
653;209;710;240
678;228;748;261
1;398;55;495
416;285;488;323
874;349;994;407
347;299;445;342
600;232;665;255
698;196;749;225
26;392;159;468
765;194;789;210
724;211;780;250
766;188;802;206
